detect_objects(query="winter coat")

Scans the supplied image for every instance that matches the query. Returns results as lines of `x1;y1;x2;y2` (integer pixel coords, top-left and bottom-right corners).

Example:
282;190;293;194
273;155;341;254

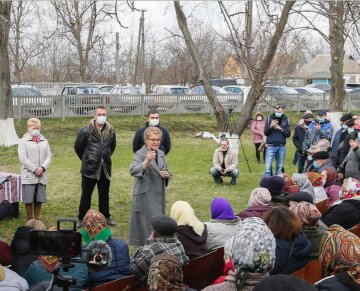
132;123;171;155
202;270;269;291
321;200;360;229
129;146;170;246
205;217;242;251
74;120;116;180
0;267;29;291
264;113;291;146
212;147;238;172
175;225;208;259
292;124;307;154
237;205;272;220
315;272;360;291
302;224;324;258
325;184;341;205
340;146;360;181
330;128;348;168
24;257;88;290
338;130;359;167
18;133;52;185
250;112;265;143
302;120;333;152
270;232;313;275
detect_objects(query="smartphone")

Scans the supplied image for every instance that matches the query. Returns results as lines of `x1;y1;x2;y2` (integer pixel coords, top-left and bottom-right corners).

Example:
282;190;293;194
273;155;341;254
30;230;82;257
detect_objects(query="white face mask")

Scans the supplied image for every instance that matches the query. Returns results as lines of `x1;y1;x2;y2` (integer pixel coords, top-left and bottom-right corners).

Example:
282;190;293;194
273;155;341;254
31;129;40;137
307;155;313;161
149;119;159;127
96;115;107;125
256;116;263;121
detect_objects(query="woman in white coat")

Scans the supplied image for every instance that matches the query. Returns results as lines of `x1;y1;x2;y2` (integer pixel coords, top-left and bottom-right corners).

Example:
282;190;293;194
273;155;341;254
18;118;51;220
129;127;171;246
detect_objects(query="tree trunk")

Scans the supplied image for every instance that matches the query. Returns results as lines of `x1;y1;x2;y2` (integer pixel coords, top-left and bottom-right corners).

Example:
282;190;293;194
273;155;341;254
329;2;346;111
0;2;19;146
231;1;295;136
174;1;226;130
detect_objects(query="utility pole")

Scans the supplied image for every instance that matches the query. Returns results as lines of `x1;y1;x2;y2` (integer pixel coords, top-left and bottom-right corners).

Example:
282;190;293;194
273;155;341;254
132;10;145;89
140;10;146;93
115;32;120;84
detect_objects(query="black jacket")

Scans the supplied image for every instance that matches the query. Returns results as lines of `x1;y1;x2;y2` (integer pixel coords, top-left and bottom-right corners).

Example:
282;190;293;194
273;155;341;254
175;225;208;259
292;124;306;154
321;200;360;229
74;120;116;180
339;129;359;167
132;123;171;155
315;272;360;291
264;113;291;146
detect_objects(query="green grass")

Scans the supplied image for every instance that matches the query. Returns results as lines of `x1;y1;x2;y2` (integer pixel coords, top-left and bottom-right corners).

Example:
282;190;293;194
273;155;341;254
0;113;300;245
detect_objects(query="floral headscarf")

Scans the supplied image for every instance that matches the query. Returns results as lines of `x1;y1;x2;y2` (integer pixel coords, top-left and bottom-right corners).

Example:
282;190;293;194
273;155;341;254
283;174;300;193
81;209;112;245
307;172;323;187
319;224;360;277
230;217;276;290
290;202;321;226
170;201;204;236
339;177;360;201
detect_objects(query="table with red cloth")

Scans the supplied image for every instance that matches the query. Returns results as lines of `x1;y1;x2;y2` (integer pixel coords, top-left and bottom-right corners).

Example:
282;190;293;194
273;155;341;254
0;172;22;203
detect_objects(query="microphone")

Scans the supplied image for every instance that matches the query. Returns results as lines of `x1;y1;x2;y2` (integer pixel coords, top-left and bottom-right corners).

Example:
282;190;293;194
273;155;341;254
82;240;112;272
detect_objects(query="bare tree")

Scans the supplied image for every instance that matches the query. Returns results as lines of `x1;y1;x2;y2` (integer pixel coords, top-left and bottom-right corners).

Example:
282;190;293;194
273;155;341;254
0;1;19;146
174;1;226;130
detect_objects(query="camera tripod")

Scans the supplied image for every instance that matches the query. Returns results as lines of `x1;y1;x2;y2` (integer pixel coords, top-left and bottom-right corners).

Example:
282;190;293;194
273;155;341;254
221;109;252;173
47;258;76;291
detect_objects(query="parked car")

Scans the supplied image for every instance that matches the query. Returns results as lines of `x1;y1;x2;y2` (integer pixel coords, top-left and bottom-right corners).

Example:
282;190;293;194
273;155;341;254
110;85;142;95
294;87;325;108
109;85;142;113
262;86;299;105
305;83;331;92
209;79;238;87
11;84;53;116
154;85;190;95
222;85;244;95
97;85;114;95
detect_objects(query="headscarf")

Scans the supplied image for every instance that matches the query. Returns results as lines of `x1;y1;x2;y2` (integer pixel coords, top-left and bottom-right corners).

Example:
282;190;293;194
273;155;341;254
81;209;112;245
147;253;185;291
319;224;360;277
170;201;204;236
283;174;300;193
290;202;321;226
259;176;285;196
323;168;338;188
248;188;272;207
339;177;360;202
307;172;323;187
230;217;276;290
211;197;235;220
292;173;316;199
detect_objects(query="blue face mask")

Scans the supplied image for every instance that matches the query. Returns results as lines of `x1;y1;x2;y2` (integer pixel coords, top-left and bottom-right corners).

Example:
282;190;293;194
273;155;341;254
317;118;324;123
275;112;283;118
313;161;320;169
342;124;348;130
348;128;355;133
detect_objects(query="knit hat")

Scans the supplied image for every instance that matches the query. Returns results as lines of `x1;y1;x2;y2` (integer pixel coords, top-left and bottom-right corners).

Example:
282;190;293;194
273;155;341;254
147;253;183;291
170;201;205;236
283;174;300;193
210;197;235;220
253;274;318;291
260;176;285;196
312;151;329;160
339;177;360;201
25;219;46;230
248;188;272;207
307;172;323;187
0;241;12;266
287;191;314;204
319;224;360;277
151;215;178;236
291;202;321;225
81;209;112;245
340;113;353;122
231;217;276;290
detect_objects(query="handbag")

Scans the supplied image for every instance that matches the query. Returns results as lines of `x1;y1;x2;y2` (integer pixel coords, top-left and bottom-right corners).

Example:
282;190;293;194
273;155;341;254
258;140;267;152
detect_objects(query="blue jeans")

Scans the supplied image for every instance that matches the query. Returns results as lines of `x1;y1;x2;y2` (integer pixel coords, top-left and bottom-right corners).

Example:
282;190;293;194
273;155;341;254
209;167;239;184
264;145;286;176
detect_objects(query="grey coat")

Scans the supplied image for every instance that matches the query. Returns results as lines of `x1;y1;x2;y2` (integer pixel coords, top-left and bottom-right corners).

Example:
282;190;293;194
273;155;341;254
342;146;360;180
128;146;170;246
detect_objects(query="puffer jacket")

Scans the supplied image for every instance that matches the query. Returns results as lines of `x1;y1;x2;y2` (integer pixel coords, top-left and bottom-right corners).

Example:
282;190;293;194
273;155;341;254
18;133;52;185
88;238;132;287
302;120;333;152
74;120;116;180
270;232;313;275
251;112;265;143
175;225;208;259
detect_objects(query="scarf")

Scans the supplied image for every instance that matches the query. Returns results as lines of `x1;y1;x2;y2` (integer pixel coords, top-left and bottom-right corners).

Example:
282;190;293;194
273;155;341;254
170;201;204;236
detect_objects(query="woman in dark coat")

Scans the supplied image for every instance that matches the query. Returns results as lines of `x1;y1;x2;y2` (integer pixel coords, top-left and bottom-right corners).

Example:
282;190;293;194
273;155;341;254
321;177;360;229
170;201;207;259
129;127;171;246
264;206;313;275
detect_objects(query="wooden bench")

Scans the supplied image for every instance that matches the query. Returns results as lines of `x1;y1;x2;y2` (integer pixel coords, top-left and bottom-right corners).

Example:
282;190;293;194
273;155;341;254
349;223;360;237
82;275;135;291
183;247;224;290
315;198;330;215
291;259;322;284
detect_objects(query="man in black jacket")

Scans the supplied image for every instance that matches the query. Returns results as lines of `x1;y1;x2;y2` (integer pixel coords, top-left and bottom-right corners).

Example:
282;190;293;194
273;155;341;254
132;109;171;155
292;112;313;173
74;106;116;228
